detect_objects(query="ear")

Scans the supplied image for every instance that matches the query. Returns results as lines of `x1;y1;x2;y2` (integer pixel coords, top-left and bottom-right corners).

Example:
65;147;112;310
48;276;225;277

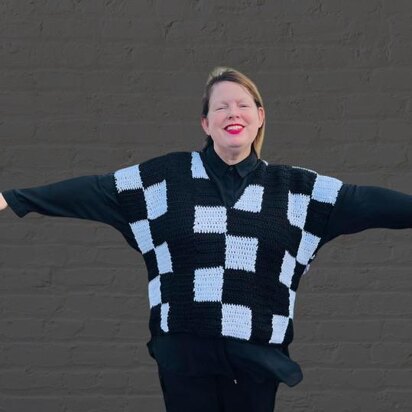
258;107;265;128
200;116;210;135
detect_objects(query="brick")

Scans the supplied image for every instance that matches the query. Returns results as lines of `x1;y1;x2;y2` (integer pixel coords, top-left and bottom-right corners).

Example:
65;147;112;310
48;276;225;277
43;319;84;339
70;343;138;367
0;319;44;339
3;343;71;367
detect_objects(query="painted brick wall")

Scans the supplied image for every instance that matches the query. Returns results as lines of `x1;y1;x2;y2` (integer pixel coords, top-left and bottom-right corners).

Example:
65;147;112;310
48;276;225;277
0;1;411;411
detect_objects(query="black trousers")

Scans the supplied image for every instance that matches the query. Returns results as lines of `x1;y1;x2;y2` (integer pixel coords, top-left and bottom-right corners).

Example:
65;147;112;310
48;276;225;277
157;364;280;412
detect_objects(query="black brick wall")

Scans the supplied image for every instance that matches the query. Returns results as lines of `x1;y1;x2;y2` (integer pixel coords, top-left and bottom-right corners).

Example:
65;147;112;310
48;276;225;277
0;1;411;411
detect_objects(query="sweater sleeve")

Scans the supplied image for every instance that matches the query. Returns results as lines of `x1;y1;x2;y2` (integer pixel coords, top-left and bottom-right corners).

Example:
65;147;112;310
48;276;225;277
320;184;412;247
1;173;139;250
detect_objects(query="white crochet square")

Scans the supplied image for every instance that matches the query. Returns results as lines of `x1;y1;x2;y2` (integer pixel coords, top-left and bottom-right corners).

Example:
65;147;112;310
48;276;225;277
270;314;289;344
312;174;342;204
194;206;227;233
289;289;296;319
144;180;168;220
160;302;169;332
191;151;209;179
233;184;264;213
279;250;296;288
155;242;173;274
114;164;143;192
130;219;154;254
225;234;258;272
148;275;161;309
296;230;320;265
193;266;224;302
287;192;310;229
222;303;252;340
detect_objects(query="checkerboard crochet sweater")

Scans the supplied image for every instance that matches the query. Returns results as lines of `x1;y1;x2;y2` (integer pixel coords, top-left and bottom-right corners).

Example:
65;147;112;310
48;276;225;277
113;150;344;347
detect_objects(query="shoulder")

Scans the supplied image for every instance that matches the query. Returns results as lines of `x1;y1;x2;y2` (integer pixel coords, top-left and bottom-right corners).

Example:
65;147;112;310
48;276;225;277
113;151;193;190
263;161;344;204
264;161;341;181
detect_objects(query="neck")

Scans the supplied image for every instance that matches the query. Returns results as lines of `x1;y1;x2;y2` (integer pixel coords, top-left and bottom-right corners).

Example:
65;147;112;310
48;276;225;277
212;144;252;165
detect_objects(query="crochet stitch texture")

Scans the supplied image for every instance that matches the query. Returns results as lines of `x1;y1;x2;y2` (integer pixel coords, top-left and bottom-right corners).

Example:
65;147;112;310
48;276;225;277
113;151;343;347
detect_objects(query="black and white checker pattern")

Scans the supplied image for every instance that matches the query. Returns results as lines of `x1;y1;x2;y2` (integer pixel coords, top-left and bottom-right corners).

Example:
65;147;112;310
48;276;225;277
113;152;343;346
276;165;343;342
114;163;173;326
191;152;343;344
192;151;264;340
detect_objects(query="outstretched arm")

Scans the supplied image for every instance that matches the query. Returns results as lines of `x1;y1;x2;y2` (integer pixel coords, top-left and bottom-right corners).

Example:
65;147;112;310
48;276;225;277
1;173;138;250
320;184;412;247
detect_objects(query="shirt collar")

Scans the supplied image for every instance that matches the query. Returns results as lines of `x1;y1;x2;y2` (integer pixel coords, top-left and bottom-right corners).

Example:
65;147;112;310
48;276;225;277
201;142;259;178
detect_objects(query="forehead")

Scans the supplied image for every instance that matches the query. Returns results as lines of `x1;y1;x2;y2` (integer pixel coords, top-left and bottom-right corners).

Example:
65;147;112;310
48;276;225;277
210;81;253;103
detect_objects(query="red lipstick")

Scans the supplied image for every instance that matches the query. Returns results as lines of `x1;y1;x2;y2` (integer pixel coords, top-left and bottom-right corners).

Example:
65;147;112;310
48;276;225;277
224;125;244;135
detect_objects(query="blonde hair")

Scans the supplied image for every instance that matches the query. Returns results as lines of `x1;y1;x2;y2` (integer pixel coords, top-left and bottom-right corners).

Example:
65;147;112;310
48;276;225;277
200;66;265;158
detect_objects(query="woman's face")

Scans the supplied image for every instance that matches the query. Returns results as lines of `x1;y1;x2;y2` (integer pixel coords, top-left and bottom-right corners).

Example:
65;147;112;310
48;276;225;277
201;81;264;159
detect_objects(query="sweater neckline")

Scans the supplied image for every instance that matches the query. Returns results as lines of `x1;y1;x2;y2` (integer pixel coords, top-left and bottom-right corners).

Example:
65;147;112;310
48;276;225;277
194;150;267;210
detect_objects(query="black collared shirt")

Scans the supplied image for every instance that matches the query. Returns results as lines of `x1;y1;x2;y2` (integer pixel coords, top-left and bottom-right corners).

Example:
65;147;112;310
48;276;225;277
200;142;261;208
2;145;412;386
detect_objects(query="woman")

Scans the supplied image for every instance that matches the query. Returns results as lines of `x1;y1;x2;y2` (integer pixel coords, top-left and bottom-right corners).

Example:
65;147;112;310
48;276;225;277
1;66;411;412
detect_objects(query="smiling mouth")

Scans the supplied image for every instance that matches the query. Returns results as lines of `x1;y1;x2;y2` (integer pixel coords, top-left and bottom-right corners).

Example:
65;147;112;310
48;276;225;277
225;127;244;135
225;123;244;131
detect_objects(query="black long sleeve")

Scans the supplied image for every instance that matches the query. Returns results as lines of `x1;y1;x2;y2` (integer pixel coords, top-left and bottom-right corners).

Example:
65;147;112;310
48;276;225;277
1;173;138;251
320;183;412;248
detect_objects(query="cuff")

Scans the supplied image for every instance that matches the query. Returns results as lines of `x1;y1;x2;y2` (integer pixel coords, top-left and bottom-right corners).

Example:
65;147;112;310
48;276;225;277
1;190;29;217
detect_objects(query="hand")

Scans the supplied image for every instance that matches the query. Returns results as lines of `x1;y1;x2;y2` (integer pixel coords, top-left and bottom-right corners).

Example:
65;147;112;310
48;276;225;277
0;193;8;211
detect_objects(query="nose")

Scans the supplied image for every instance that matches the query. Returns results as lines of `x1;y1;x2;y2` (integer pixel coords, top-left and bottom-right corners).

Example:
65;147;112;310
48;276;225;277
227;106;241;118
